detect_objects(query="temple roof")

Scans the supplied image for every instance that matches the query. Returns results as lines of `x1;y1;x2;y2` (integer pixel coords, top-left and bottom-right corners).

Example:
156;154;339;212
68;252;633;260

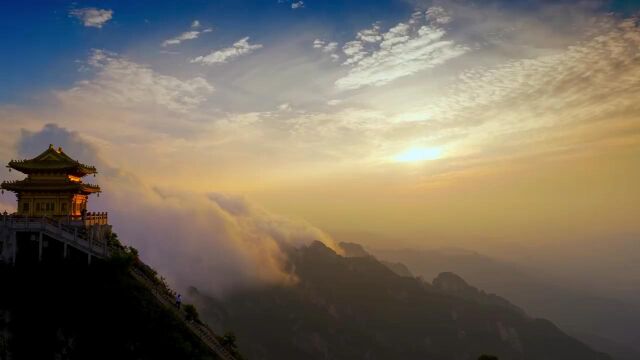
1;179;101;195
7;145;97;177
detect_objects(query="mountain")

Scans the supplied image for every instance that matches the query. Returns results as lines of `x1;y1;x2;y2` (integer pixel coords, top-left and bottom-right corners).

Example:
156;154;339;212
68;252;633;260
371;247;640;360
566;330;640;360
431;272;526;316
340;241;413;277
0;257;220;360
193;241;610;360
381;260;413;277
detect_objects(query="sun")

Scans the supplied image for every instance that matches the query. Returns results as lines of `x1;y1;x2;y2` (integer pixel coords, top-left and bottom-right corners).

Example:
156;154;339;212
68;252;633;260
394;147;443;162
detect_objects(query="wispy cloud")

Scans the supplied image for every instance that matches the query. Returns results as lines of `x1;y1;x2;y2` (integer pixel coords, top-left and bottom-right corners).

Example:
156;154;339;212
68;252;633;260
416;18;640;136
278;103;292;111
292;1;304;9
425;6;452;25
313;39;339;61
59;50;214;112
191;37;263;65
356;24;383;43
334;7;468;90
162;21;212;47
162;31;200;47
69;7;113;28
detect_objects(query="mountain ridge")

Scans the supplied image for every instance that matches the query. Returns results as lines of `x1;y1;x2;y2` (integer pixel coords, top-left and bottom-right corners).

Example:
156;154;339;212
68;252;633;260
193;240;611;360
370;245;640;359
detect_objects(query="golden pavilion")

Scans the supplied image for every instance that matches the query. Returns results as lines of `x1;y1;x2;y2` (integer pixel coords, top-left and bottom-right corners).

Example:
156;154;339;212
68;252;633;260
1;144;102;221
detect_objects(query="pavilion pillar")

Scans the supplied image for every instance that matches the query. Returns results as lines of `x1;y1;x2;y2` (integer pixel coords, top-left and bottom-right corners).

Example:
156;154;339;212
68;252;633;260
88;227;93;265
38;232;43;262
11;231;17;265
103;226;108;257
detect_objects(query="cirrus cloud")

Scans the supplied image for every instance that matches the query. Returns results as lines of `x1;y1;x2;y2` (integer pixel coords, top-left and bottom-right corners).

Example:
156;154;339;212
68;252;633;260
162;20;213;47
191;37;263;65
334;7;468;90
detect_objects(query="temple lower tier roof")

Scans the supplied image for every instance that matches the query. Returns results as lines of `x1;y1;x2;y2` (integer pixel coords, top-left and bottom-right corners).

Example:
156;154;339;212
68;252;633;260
1;180;101;194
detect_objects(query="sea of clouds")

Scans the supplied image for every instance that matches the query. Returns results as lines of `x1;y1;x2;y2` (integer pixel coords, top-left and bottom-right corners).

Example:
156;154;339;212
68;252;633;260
8;123;339;296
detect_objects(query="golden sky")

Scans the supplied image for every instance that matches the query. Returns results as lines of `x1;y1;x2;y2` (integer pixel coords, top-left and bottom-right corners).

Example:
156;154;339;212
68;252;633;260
1;2;639;286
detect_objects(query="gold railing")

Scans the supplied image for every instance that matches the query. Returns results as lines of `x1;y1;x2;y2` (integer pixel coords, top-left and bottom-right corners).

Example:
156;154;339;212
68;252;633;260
84;212;108;225
0;214;111;258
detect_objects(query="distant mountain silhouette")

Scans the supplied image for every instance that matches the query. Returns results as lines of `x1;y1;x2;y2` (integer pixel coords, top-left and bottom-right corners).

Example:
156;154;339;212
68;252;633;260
340;241;413;277
193;241;611;360
381;260;413;277
372;246;640;360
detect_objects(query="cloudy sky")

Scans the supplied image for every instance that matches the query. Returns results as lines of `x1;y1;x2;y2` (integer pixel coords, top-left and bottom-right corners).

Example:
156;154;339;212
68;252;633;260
1;1;639;290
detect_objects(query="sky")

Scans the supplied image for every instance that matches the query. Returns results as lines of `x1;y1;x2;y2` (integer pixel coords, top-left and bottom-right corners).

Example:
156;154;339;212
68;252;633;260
1;1;639;294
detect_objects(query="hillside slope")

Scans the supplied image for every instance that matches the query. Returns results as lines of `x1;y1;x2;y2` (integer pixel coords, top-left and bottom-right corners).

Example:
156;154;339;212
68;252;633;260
0;258;218;360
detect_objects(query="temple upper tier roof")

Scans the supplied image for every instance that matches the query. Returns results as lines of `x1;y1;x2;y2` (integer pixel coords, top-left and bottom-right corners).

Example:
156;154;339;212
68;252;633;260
7;144;97;177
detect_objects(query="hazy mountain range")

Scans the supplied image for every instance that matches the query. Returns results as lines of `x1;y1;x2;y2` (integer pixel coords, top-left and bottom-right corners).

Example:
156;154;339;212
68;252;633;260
193;241;611;360
369;245;640;360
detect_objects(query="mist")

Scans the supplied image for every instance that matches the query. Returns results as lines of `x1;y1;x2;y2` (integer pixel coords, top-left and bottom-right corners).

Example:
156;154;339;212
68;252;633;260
9;123;339;296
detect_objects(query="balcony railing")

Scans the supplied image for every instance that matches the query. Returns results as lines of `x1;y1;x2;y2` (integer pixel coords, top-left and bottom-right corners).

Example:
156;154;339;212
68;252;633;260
84;212;108;225
1;212;108;227
0;214;112;259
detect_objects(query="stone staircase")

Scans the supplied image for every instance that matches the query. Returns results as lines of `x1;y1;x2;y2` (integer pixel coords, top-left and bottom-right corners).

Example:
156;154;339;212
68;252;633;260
130;267;237;360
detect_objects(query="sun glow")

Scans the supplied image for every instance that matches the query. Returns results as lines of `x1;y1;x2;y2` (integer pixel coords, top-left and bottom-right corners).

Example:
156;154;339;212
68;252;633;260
395;147;443;162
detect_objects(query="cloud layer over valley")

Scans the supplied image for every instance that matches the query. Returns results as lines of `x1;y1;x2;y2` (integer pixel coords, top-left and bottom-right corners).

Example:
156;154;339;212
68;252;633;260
6;124;338;296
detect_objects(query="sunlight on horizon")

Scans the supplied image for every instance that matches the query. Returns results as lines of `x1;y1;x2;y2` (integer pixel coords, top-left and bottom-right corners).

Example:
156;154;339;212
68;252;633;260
394;147;443;163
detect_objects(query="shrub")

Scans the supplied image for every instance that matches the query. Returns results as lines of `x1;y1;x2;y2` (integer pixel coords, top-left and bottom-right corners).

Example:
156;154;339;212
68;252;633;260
183;304;201;324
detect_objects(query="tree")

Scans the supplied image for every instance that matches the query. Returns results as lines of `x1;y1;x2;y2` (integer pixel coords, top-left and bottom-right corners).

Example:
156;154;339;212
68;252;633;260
220;331;238;350
183;304;201;324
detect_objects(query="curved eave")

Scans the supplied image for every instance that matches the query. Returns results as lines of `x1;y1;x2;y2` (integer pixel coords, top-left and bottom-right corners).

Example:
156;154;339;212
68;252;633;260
7;162;98;177
1;181;101;195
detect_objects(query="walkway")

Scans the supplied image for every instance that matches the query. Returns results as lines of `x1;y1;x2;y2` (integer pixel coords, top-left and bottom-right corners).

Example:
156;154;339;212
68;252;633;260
130;267;237;360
